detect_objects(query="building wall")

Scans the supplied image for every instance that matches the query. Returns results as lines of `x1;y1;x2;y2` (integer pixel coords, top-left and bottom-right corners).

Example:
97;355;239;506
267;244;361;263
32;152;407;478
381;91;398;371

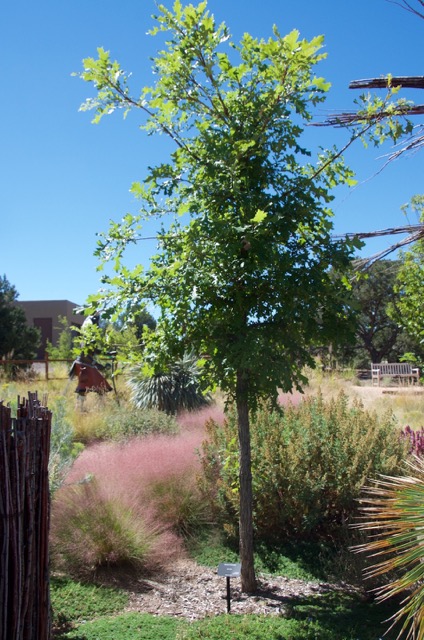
15;300;83;359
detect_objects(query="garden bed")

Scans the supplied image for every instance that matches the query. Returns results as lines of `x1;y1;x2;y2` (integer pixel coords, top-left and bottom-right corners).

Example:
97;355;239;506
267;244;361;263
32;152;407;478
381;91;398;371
122;558;355;620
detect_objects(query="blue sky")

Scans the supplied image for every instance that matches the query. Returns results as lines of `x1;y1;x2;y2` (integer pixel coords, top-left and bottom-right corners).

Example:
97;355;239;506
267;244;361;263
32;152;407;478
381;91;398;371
2;0;423;306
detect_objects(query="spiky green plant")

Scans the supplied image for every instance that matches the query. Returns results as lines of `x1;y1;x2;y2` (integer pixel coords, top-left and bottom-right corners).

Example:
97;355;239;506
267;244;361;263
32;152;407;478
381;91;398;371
128;352;212;414
353;455;424;640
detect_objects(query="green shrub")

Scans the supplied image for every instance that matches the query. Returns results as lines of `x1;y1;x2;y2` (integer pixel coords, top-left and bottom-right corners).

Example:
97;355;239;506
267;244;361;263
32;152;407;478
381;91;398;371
45;316;75;359
201;391;408;541
49;397;83;492
102;406;179;441
50;478;182;578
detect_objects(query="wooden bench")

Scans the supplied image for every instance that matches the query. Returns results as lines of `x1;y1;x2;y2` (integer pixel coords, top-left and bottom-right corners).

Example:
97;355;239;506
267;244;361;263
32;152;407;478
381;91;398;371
371;362;420;386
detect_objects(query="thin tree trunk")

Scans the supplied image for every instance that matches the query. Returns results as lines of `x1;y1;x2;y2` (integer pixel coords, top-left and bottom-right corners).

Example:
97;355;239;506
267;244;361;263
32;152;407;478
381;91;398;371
236;369;257;593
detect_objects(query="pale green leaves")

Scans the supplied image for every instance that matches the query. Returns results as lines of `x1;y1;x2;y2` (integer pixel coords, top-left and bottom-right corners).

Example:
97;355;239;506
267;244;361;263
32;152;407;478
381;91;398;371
312;76;331;93
394;195;424;341
250;209;267;224
281;30;326;63
349;89;415;148
76;47;133;124
282;29;301;52
94;214;141;272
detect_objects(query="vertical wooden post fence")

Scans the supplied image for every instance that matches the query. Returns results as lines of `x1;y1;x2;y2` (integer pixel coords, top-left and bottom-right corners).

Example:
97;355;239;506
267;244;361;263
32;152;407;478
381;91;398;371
0;393;52;640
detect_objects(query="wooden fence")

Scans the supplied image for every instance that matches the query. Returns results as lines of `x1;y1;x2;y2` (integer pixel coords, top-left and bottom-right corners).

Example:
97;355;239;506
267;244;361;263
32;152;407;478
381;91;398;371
0;356;74;380
0;393;52;640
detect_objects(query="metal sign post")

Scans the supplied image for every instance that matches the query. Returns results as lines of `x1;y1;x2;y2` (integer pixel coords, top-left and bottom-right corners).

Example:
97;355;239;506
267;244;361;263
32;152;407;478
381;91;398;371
217;563;241;613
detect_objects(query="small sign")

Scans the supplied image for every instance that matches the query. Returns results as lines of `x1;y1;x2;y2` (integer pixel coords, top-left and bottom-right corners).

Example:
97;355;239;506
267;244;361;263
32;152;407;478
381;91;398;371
217;562;241;577
217;563;241;613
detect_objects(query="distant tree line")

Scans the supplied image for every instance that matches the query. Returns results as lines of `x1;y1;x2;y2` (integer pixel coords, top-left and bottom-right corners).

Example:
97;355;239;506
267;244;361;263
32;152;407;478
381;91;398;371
322;259;424;370
0;275;40;363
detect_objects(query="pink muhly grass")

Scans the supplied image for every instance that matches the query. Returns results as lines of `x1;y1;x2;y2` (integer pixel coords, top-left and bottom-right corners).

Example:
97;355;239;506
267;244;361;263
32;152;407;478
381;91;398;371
177;405;226;430
278;391;304;408
51;479;183;576
53;427;212;573
65;428;207;505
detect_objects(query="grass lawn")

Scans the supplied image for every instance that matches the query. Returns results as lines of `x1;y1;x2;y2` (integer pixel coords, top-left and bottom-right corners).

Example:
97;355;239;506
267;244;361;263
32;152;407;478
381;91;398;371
51;551;403;640
53;592;402;640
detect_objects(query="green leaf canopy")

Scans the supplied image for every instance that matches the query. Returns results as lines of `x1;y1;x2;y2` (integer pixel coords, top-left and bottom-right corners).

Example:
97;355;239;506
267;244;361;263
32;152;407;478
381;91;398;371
79;0;359;407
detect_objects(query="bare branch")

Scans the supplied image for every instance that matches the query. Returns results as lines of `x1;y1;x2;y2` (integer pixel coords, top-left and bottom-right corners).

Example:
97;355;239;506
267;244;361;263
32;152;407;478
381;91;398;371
340;225;424;270
349;76;424;90
334;224;424;240
315;104;424;128
386;0;424;19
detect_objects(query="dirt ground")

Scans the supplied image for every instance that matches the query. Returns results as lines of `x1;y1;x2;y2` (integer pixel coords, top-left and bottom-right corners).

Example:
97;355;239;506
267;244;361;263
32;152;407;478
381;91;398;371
123;558;354;620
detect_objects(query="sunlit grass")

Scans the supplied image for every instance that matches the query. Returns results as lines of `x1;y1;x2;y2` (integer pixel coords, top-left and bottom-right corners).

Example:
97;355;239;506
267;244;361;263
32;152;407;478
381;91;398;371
305;368;424;429
3;365;424;436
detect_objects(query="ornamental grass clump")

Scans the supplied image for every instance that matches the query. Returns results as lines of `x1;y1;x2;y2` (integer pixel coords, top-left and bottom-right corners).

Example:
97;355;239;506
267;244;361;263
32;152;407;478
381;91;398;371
50;478;182;578
52;427;207;578
145;472;210;540
65;429;205;493
201;391;407;541
102;406;179;441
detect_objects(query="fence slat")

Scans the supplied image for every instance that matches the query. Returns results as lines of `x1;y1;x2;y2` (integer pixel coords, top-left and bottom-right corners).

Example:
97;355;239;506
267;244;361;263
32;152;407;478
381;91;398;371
0;394;52;640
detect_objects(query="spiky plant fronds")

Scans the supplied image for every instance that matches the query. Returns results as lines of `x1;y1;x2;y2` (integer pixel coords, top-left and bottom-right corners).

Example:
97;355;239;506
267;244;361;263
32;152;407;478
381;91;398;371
353;456;424;639
128;352;212;415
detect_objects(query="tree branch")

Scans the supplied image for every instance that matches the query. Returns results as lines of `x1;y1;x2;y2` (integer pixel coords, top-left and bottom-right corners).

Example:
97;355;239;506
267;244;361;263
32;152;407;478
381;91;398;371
386;0;424;19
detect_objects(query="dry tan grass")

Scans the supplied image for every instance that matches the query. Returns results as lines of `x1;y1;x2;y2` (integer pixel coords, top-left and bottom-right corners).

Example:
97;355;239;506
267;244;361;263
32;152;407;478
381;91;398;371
304;369;424;429
2;366;423;436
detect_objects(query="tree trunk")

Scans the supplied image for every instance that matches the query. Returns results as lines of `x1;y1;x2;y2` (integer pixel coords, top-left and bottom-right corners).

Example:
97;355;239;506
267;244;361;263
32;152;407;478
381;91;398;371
236;369;257;593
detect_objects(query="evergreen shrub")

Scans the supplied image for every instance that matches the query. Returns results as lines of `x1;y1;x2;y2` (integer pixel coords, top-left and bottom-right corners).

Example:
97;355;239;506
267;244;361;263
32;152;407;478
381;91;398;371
201;392;407;541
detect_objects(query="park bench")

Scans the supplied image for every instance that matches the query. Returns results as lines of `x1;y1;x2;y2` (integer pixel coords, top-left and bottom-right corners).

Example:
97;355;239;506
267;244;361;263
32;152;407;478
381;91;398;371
371;362;420;386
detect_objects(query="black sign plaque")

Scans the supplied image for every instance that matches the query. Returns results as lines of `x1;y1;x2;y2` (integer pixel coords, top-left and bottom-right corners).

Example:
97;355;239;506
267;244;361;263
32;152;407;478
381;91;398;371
217;563;241;577
217;563;241;612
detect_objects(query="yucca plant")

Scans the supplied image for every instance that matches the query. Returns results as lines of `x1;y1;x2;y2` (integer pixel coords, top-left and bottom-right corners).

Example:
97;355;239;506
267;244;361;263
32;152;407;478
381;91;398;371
353;456;424;640
128;352;212;414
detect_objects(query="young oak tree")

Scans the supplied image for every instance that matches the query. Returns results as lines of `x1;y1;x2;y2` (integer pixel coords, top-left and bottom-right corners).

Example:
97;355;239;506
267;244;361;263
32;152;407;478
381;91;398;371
77;1;361;591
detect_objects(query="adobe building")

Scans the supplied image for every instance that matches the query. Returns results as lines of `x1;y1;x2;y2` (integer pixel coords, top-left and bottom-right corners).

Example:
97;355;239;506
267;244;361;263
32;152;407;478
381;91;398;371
15;300;83;359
